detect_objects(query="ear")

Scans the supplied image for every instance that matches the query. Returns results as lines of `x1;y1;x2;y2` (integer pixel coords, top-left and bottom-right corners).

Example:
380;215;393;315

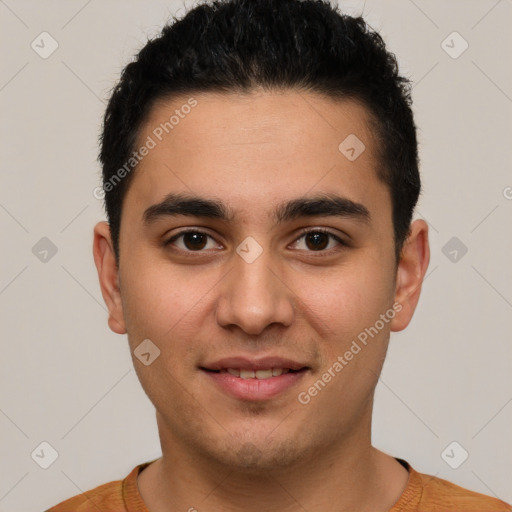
92;221;126;334
390;219;430;332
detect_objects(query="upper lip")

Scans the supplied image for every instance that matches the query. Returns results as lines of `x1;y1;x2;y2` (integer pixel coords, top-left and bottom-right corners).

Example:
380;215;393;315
201;356;309;371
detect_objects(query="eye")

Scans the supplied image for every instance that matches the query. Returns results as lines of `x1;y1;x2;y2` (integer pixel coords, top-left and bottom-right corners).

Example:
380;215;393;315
291;229;346;252
166;230;221;252
165;228;347;254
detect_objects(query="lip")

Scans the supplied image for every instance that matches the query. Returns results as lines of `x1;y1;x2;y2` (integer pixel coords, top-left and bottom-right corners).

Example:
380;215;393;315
200;355;310;401
201;356;308;372
201;367;309;401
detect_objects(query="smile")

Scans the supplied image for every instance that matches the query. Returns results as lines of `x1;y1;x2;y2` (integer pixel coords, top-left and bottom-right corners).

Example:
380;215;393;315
201;367;309;400
212;368;294;379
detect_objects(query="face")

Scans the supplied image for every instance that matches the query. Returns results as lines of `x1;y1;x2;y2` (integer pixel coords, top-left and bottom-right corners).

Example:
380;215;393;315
94;89;429;471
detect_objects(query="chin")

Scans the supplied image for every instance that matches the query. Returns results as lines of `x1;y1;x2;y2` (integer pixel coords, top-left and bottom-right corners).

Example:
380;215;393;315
201;432;310;473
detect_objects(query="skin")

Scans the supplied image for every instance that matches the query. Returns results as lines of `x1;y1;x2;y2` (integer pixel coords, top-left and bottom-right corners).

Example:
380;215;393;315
93;89;429;512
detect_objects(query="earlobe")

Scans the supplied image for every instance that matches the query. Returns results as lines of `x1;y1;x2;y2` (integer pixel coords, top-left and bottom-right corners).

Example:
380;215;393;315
92;221;127;334
390;219;430;332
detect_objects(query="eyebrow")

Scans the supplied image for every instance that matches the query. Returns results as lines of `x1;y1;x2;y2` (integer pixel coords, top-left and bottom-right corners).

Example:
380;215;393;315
143;192;370;225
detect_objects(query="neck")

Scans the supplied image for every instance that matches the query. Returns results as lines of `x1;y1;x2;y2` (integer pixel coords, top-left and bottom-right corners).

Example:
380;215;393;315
137;409;409;512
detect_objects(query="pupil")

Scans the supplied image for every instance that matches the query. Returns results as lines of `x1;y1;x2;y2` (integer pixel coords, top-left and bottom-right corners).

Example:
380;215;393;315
185;233;207;250
306;232;328;250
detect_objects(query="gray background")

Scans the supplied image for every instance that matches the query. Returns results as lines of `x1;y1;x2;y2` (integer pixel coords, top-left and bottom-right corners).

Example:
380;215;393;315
1;0;511;510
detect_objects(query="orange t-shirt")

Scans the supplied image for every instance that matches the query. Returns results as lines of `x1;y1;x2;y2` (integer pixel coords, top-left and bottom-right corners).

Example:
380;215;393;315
46;458;511;511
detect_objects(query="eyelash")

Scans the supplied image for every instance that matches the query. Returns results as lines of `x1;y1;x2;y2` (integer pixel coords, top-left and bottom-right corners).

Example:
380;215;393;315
165;228;348;255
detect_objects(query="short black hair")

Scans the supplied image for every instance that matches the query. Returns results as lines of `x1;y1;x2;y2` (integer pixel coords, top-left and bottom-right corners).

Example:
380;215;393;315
99;0;420;263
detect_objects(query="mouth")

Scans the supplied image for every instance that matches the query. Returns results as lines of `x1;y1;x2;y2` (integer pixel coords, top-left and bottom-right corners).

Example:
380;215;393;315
201;367;307;379
200;360;310;401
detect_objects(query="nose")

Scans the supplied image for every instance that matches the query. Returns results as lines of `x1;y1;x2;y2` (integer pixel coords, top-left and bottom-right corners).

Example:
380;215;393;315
215;247;295;336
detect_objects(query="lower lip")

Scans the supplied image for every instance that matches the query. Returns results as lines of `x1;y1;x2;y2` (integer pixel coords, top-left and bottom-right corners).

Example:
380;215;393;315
201;369;308;401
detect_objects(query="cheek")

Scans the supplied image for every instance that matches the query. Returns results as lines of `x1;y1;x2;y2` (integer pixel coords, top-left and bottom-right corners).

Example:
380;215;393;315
296;266;395;423
119;262;206;409
119;256;222;354
299;260;395;337
119;258;185;343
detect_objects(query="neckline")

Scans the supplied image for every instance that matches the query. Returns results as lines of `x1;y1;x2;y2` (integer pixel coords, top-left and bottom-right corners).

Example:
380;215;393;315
388;458;423;510
126;457;423;512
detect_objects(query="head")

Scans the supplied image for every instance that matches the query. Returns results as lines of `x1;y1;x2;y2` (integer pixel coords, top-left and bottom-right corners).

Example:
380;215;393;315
99;0;420;264
94;0;429;471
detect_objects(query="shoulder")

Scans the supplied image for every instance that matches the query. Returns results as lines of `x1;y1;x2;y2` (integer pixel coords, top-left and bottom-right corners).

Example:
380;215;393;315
391;460;511;512
44;462;151;512
416;469;512;511
44;479;124;512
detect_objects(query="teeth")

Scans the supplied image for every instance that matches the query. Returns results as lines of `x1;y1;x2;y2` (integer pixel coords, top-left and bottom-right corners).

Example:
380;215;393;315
225;368;291;379
255;369;273;379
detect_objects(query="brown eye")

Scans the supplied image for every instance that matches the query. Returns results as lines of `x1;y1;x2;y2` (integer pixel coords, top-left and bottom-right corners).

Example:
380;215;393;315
166;230;219;252
182;232;208;250
291;229;346;253
305;232;329;251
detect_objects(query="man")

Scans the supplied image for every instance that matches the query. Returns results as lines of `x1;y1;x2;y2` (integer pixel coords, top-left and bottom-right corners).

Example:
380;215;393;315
47;0;511;510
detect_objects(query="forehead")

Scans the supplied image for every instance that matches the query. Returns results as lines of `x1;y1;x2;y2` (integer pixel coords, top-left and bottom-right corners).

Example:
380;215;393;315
125;90;390;222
